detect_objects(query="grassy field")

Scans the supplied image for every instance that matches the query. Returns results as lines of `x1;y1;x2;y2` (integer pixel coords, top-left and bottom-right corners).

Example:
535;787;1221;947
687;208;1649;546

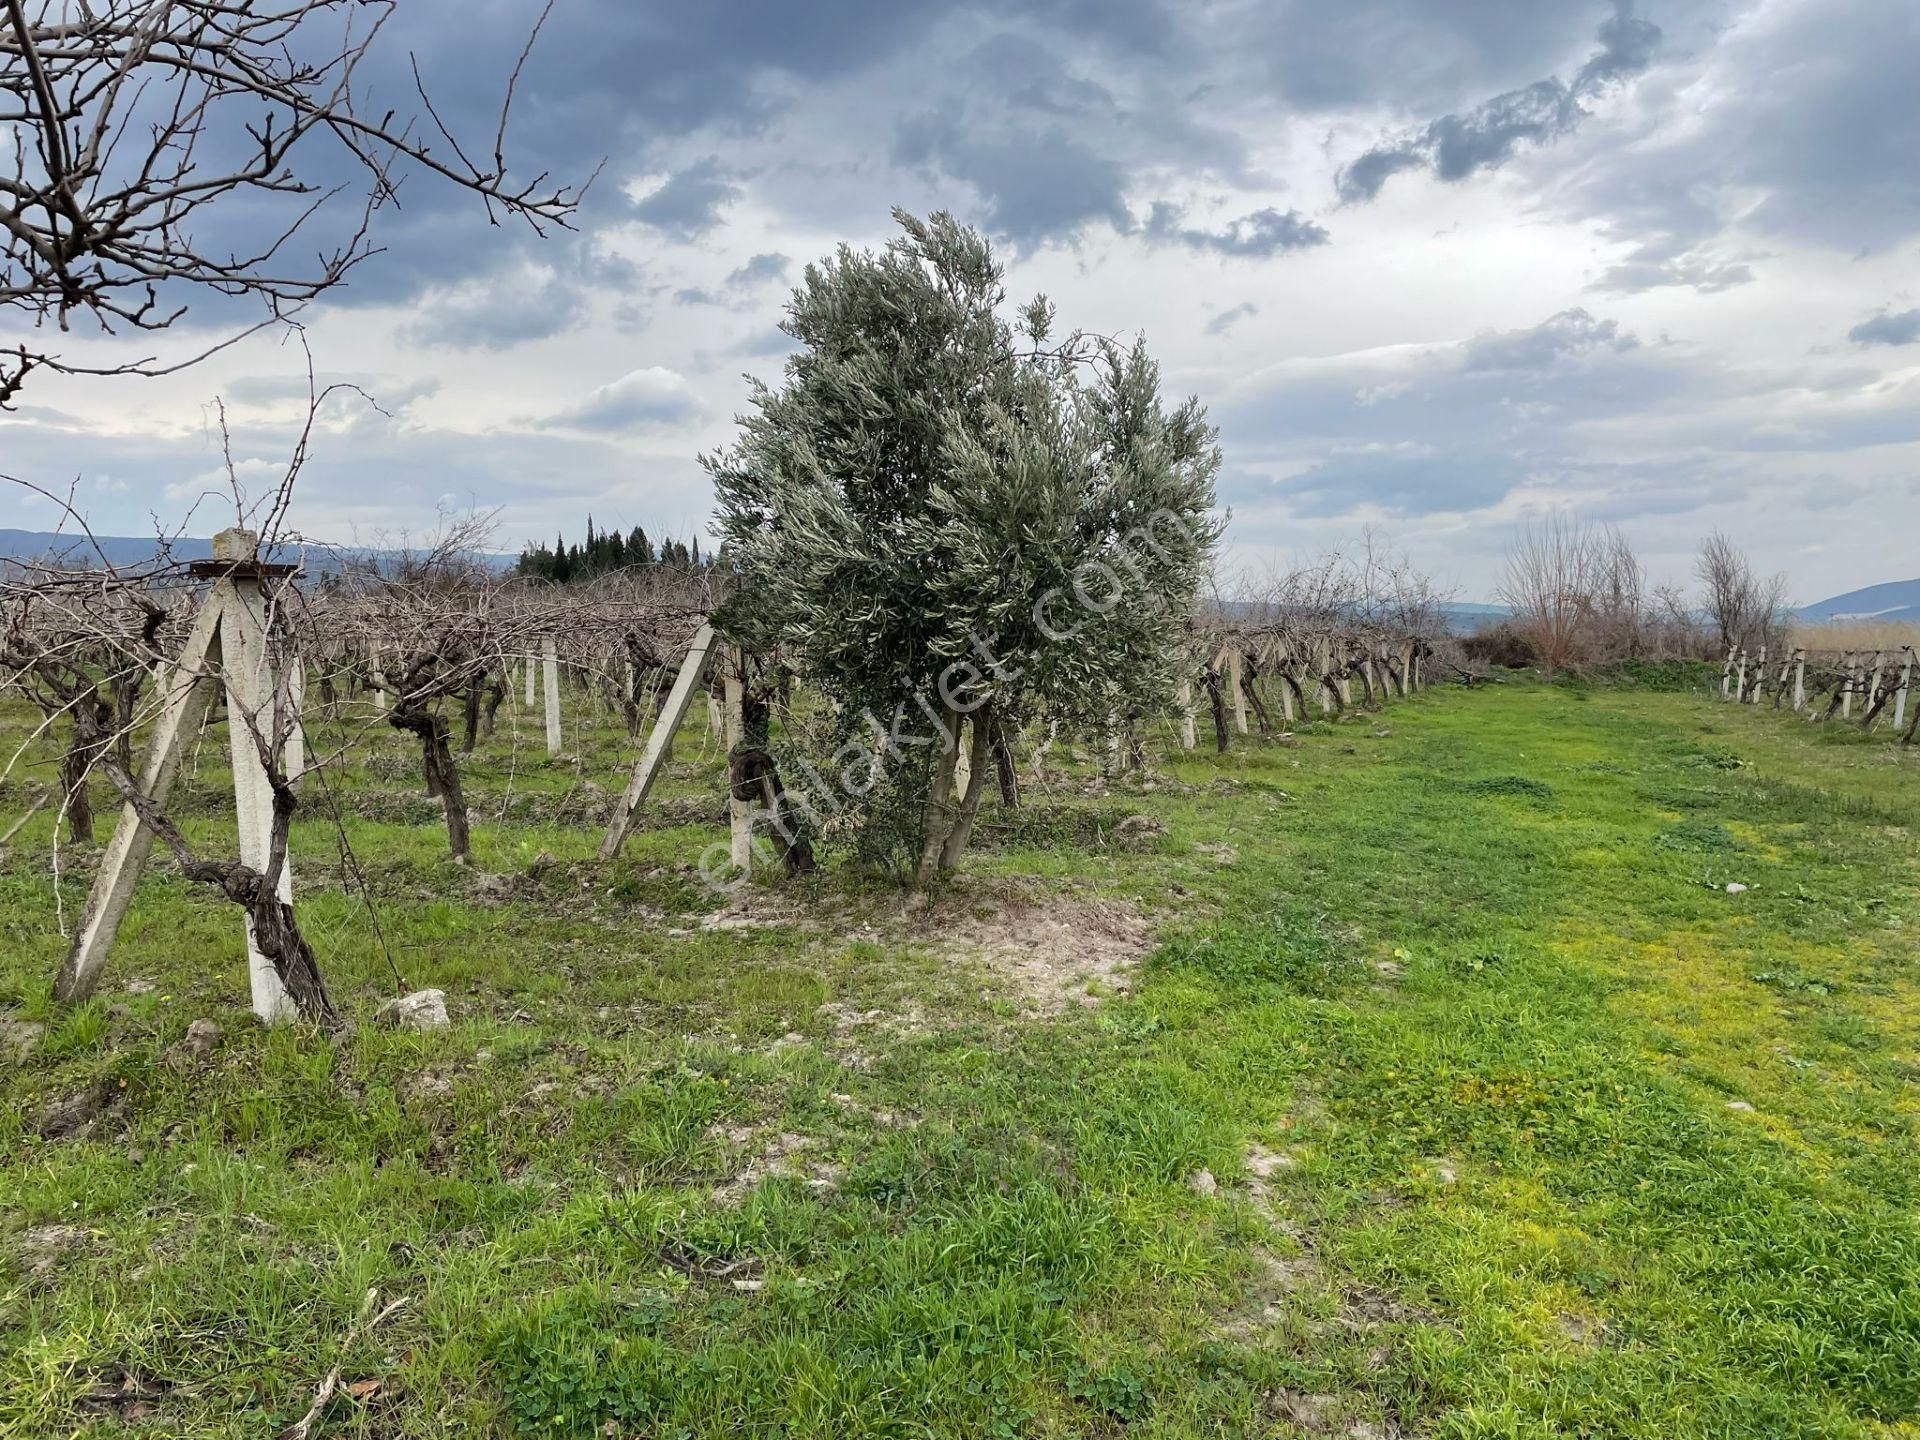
3;673;1918;1438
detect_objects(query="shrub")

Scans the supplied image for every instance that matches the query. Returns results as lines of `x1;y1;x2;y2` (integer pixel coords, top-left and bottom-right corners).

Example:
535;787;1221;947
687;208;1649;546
1461;623;1537;668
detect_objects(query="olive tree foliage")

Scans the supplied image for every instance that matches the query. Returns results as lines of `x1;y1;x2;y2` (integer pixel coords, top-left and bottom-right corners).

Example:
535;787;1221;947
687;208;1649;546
708;210;1221;884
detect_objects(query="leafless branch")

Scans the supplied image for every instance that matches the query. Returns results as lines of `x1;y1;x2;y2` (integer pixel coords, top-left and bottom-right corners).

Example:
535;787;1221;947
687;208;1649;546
2;0;589;405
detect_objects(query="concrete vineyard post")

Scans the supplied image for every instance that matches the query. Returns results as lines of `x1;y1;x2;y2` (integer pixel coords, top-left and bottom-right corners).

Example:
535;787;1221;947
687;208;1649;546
600;625;717;859
55;592;225;1001
542;636;563;757
216;562;297;1024
286;655;307;781
57;528;301;1024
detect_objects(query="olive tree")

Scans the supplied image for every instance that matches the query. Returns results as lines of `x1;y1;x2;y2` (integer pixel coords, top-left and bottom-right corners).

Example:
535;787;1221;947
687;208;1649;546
708;210;1220;885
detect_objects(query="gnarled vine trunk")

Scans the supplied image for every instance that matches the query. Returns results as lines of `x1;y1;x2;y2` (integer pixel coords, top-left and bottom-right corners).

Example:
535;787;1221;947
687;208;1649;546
390;703;470;862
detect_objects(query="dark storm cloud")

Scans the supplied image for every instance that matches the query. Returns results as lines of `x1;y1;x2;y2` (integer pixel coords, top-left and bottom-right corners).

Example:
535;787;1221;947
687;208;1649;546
1204;303;1259;337
1573;3;1664;90
1559;0;1920;288
884;28;1257;251
1251;0;1609;112
1337;2;1661;203
1274;447;1530;519
632;159;742;239
1461;309;1637;371
126;0;952;327
258;1;1214;318
672;253;793;310
1849;309;1920;347
146;0;1672;339
1141;203;1329;257
399;272;590;350
894;108;1132;246
726;253;792;287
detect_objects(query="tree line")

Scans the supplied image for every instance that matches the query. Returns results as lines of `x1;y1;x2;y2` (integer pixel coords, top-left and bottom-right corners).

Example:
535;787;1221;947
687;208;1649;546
514;520;711;584
1479;518;1789;671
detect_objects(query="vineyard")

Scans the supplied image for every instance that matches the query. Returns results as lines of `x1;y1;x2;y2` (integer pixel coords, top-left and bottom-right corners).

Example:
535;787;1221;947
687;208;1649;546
4;539;1919;1438
5;3;1916;1436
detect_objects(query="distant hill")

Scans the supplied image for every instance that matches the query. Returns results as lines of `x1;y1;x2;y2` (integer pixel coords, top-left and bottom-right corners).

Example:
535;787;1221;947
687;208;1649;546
1438;601;1509;633
0;529;512;576
1797;577;1920;624
1209;597;1507;634
0;528;215;569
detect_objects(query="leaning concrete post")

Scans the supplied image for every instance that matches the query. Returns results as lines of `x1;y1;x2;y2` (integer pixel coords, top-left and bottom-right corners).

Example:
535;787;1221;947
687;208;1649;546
215;541;297;1024
1894;649;1913;732
1751;646;1767;704
1721;647;1735;698
55;590;225;1002
1841;651;1857;720
1228;648;1248;734
600;625;717;859
1177;680;1196;751
542;636;563;757
1791;650;1806;711
1865;651;1885;726
1734;650;1748;703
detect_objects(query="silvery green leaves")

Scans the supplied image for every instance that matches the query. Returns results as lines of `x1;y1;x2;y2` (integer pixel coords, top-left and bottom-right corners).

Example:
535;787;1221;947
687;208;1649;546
708;210;1219;882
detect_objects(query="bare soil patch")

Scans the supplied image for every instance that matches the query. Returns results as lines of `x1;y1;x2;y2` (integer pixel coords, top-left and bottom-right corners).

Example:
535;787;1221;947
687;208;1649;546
912;890;1155;1016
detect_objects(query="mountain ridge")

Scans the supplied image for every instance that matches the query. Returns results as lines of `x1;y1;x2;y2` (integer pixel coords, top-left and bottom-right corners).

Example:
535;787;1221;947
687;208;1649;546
1794;576;1920;624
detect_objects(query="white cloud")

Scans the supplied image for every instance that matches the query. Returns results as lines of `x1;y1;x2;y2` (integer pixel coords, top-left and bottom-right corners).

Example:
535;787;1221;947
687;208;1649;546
534;367;702;433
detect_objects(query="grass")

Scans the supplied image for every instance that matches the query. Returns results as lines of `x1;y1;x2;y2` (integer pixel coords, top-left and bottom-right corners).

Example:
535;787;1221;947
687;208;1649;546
3;675;1918;1437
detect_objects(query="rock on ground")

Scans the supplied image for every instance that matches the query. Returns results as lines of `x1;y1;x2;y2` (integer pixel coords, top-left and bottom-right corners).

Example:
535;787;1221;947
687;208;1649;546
375;989;450;1030
165;1019;221;1071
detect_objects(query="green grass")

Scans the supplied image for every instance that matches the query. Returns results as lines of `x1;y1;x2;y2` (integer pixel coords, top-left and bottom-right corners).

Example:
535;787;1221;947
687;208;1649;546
3;679;1917;1437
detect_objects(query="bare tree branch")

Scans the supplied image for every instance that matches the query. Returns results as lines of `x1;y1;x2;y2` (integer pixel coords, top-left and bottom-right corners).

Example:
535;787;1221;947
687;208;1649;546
2;0;590;405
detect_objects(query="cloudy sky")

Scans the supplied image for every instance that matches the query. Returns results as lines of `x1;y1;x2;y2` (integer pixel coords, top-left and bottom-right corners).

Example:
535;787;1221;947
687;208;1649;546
7;0;1917;601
